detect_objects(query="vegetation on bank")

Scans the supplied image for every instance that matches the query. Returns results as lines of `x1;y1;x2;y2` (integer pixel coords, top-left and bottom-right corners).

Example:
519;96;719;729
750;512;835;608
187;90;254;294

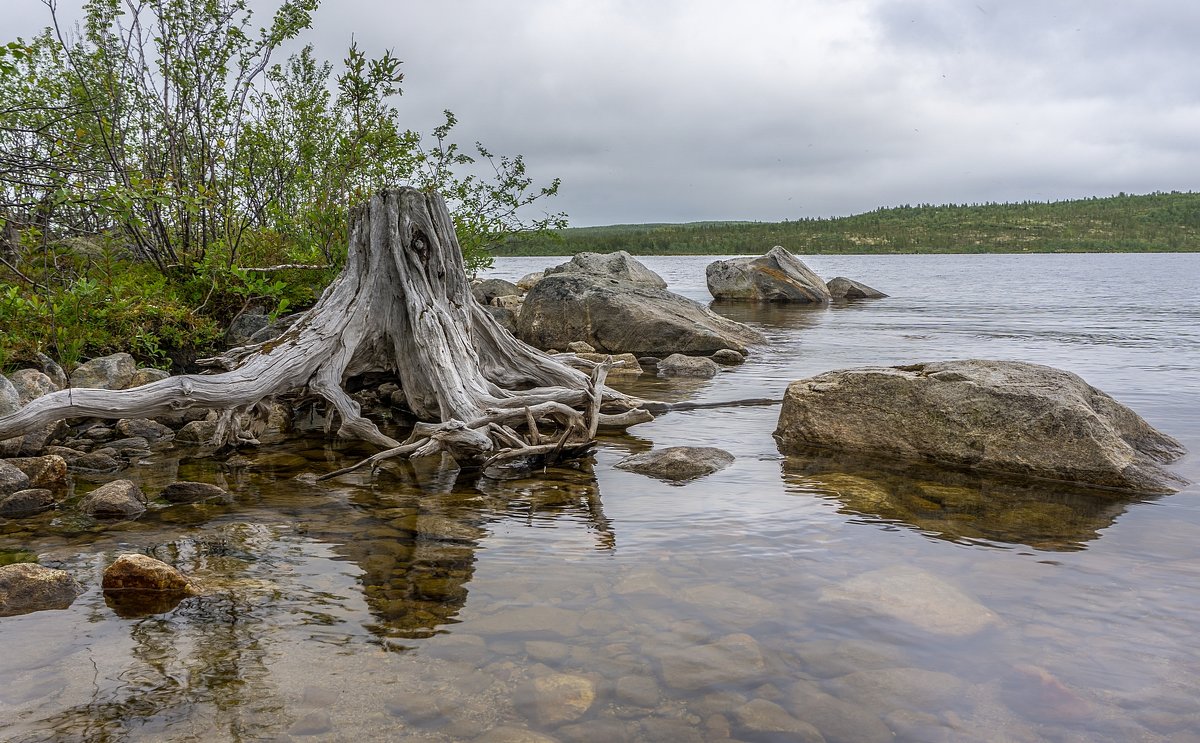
499;191;1200;256
0;0;563;372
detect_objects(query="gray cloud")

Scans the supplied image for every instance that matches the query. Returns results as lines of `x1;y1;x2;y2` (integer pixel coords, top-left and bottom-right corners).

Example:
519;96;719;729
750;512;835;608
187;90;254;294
8;0;1200;225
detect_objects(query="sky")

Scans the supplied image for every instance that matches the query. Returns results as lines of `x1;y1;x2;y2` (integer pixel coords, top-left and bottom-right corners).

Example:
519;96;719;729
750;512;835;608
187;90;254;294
7;0;1200;226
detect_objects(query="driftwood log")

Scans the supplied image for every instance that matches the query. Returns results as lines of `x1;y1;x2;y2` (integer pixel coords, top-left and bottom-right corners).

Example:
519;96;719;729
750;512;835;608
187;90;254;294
0;188;653;475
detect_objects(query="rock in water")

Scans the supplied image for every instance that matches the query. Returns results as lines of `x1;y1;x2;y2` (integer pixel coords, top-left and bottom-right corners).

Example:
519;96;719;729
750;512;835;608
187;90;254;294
706;245;831;303
821;565;999;637
102;553;197;593
0;488;56;517
616;446;735;482
827;276;888;299
656;353;720;379
0;460;31;495
518;273;763;356
774;359;1187;493
79;479;148;518
0;563;84;616
158;481;232;504
543;250;668;288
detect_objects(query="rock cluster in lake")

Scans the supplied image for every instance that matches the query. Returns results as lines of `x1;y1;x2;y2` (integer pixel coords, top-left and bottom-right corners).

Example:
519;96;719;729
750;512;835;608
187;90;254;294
774;359;1188;493
707;245;887;303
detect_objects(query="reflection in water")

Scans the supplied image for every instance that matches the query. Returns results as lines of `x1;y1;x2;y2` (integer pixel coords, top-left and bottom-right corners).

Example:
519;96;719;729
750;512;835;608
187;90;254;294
781;449;1144;551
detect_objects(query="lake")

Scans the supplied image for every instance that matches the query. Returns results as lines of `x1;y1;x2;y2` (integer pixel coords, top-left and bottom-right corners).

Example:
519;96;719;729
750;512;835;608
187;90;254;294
2;253;1198;742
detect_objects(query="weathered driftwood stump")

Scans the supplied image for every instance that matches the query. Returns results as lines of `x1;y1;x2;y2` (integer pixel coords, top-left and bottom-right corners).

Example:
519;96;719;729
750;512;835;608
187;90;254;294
0;188;652;476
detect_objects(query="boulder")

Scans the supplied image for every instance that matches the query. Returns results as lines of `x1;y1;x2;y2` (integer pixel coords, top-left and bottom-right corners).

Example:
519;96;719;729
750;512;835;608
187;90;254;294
0;563;84;617
706;246;831;303
226;312;270;345
518;273;763;356
69;451;121;473
116;418;174;441
0;488;56;517
775;360;1188;493
0;459;31;495
485;305;518;336
544;250;668;289
472;278;521;305
827;276;888;299
0;375;20;414
127;367;171;388
515;271;544;292
711;349;745;365
158;481;232;504
175;419;219;445
0;420;64;457
566;340;596;354
68;352;137;390
35;352;69;388
102;553;197;593
656;353;720;379
616;446;735;483
248;313;301;344
576;352;643;374
4;455;68;488
79;479;147;518
8;368;58;404
491;294;521;310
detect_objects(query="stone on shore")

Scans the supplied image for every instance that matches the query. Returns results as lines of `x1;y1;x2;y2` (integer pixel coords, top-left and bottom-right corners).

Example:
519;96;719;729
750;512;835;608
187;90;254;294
0;563;84;617
575;352;643;374
9;368;58;404
128;368;171;388
0;459;31;495
68;352;137;390
4;455;68;488
472;278;521;305
707;246;831;303
774;359;1188;493
518;273;763;356
543;250;668;289
79;479;147;518
0;488;56;517
616;446;735;483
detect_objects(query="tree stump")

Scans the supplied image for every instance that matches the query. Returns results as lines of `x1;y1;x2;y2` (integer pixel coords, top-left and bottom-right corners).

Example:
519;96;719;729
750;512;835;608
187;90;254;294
0;189;652;474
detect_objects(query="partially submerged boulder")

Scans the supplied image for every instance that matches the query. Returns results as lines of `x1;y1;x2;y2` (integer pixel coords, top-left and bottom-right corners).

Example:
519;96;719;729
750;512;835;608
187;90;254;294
707;246;831;303
0;488;56;518
616;446;735;483
102;553;198;617
827;276;888;299
4;455;68;488
0;563;84;617
79;479;148;518
657;354;719;379
518;274;764;356
774;360;1188;493
543;250;668;289
158;481;232;504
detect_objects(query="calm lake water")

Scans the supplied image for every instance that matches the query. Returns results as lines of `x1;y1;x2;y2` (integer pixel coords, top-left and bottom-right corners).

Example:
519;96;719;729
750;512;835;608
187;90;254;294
2;253;1198;742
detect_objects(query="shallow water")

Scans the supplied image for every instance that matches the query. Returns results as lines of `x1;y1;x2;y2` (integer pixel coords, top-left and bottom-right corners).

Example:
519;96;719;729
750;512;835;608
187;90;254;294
3;253;1199;742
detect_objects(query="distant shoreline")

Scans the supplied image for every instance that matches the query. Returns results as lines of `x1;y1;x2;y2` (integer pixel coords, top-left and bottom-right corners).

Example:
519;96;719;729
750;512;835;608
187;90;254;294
499;191;1200;256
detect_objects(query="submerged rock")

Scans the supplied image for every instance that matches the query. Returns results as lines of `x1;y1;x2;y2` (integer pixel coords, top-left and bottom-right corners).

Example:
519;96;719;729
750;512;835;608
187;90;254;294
0;563;84;617
733;699;824;742
707;246;831;303
774;359;1188;493
653;632;766;690
514;673;597;726
827;276;888;299
518;273;763;356
820;565;999;637
616;446;735;483
544;250;668;288
79;479;147;518
158;481;233;504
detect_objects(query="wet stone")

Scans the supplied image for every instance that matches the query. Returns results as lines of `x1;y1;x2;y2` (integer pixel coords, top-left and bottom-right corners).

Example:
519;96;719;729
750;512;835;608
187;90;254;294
637;717;706;743
653;632;766;691
474;726;560;743
116;418;175;440
79;479;147;518
615;446;734;483
159;481;233;504
385;692;444;723
733;698;825;742
711;348;745;365
288;710;333;736
4;455;68;488
0;460;31;495
514;673;597;727
0;488;56;518
789;679;894;743
175;419;219;445
0;562;85;617
615;674;661;708
458;606;581;638
525;640;570;663
825;667;966;712
102;553;196;593
820;565;999;637
69;451;121;473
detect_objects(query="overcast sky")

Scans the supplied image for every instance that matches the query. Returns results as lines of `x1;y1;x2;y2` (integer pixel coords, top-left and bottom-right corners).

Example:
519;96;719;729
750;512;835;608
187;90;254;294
8;0;1200;226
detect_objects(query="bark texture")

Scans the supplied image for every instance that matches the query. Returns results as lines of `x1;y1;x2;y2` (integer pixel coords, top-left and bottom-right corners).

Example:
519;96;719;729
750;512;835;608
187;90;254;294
0;189;650;470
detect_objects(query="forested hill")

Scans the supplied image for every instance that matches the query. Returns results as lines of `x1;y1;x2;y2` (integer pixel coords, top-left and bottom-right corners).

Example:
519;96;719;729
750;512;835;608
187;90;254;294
499;191;1200;255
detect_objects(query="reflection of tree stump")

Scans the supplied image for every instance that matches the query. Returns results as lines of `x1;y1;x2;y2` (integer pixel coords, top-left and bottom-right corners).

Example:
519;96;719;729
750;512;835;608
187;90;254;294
0;189;651;472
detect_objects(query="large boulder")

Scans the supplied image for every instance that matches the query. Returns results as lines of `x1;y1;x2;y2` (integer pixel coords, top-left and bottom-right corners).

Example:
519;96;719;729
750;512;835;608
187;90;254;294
707;246;832;303
0;563;84;617
775;360;1188;493
517;274;764;356
543;250;668;289
69;352;137;390
827;276;888;299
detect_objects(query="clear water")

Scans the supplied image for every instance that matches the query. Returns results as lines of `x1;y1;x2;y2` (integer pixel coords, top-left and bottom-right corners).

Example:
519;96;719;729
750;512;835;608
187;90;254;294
2;253;1198;742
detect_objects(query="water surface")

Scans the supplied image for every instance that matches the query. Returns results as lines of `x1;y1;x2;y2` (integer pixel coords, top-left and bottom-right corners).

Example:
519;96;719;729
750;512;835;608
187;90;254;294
2;253;1198;742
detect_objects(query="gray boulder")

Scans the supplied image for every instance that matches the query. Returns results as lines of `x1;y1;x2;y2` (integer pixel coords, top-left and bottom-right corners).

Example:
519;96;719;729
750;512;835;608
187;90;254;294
544;250;668;289
827;276;888;299
127;368;171;388
0;563;84;617
35;352;68;389
69;352;137;390
516;271;544;291
656;354;720;379
69;451;121;473
0;460;31;495
518;274;764;356
8;368;58;404
116;418;174;441
79;479;148;518
774;359;1188;493
707;245;831;303
0;488;56;518
226;312;270;346
175;419;219;445
472;278;521;305
0;376;19;415
485;305;518;336
616;446;735;482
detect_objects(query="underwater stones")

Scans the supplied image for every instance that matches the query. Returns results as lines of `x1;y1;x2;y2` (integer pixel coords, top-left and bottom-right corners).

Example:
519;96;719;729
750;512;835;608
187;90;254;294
615;675;661;709
824;667;966;712
775;359;1188;493
788;679;894;743
653;632;766;691
457;606;581;638
0;562;84;617
707;246;831;303
68;451;121;473
821;565;998;637
615;446;734;483
79;479;147;518
514;673;597;726
68;352;137;390
732;699;825;742
656;353;719;379
0;488;56;517
475;726;560;743
158;481;233;504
